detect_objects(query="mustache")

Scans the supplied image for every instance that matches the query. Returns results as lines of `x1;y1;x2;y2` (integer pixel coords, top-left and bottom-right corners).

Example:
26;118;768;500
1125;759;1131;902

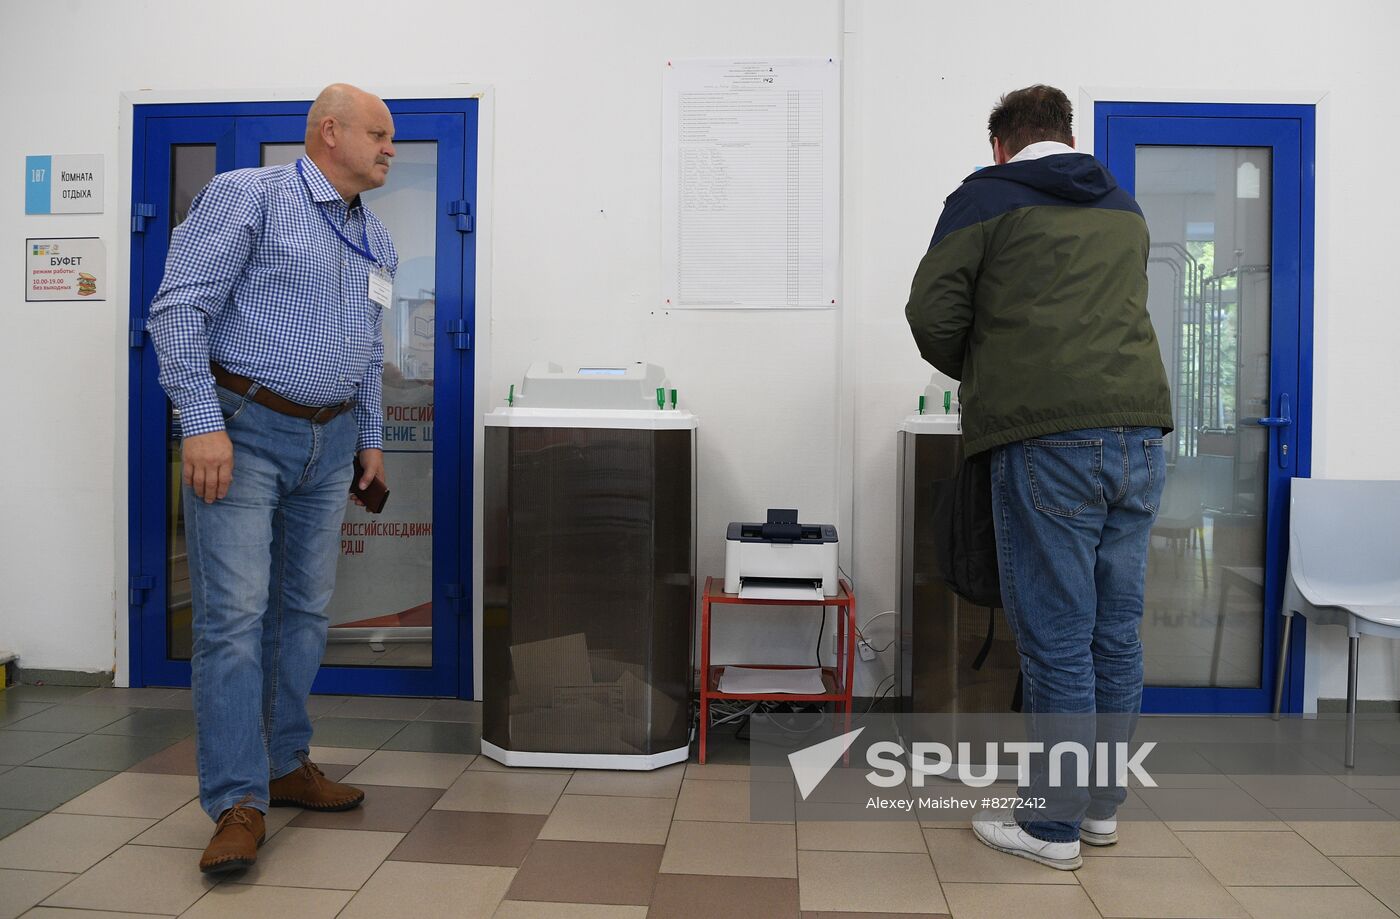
376;157;391;166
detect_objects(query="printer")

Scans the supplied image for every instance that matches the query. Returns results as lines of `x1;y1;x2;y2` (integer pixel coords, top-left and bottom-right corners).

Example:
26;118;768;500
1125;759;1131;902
724;509;839;597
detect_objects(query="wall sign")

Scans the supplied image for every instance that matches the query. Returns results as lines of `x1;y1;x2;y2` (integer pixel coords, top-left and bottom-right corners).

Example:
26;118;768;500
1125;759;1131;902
26;237;106;301
26;154;104;214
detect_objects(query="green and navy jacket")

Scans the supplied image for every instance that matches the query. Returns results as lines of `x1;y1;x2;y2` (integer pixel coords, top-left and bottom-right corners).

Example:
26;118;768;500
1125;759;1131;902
905;152;1173;456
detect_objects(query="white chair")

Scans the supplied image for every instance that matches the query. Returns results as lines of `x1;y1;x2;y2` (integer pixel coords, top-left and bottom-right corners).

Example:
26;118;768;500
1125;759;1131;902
1152;457;1209;590
1271;478;1400;768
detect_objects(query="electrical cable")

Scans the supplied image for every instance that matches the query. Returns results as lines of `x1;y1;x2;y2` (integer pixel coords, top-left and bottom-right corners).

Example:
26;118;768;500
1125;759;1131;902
863;674;896;714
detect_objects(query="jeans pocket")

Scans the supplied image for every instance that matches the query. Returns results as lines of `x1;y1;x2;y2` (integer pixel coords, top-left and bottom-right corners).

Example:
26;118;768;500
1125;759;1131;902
1142;437;1166;513
1023;437;1103;517
216;385;250;425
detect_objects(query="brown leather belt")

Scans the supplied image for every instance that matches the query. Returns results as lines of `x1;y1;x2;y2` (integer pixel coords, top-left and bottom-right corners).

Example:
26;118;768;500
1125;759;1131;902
211;363;355;425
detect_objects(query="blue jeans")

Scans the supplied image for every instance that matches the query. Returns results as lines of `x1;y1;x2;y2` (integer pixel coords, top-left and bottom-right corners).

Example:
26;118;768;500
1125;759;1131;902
185;385;356;819
990;426;1165;843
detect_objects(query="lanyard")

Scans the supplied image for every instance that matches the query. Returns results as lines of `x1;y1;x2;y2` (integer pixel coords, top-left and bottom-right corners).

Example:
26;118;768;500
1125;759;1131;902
296;160;378;265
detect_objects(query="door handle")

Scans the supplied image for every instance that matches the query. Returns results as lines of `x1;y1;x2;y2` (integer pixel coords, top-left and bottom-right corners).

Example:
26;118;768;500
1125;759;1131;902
1257;393;1292;468
1257;392;1291;427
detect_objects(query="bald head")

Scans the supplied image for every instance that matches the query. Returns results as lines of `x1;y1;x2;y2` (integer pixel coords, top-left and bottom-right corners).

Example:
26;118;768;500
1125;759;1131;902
304;83;395;201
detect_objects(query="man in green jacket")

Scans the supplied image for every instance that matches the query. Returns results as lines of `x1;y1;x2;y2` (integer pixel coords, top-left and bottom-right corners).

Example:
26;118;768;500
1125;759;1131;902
905;85;1173;870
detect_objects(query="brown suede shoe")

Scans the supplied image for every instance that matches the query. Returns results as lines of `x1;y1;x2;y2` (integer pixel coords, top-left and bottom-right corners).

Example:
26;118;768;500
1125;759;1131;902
269;755;365;811
199;803;265;874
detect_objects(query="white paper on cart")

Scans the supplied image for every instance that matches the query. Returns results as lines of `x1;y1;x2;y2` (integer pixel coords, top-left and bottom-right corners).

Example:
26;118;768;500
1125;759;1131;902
737;580;824;600
718;666;826;695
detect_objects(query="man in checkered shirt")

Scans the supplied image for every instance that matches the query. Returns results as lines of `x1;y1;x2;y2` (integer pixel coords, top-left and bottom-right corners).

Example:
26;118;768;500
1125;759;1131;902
148;83;396;875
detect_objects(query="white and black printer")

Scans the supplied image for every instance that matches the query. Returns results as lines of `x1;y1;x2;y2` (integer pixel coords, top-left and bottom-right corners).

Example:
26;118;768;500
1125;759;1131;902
723;509;839;597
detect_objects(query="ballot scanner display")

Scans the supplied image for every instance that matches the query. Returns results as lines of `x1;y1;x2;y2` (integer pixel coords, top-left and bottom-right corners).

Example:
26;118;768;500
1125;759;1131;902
483;363;696;769
896;407;1020;715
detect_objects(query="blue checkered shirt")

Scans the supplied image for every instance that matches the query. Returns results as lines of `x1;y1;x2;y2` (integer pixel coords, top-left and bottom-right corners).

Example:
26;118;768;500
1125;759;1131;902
148;156;395;451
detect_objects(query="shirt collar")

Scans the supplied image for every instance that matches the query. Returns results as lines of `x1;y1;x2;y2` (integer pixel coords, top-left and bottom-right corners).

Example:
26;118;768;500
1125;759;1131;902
1008;140;1078;164
297;156;346;205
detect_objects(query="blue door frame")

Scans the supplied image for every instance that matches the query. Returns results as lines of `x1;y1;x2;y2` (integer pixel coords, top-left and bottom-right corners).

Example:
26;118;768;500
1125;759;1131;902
1097;102;1315;714
127;98;478;698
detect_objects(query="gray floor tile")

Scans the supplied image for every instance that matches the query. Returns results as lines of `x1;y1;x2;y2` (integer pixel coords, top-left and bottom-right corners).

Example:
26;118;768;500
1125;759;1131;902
5;705;136;734
310;716;409;749
0;808;43;839
28;733;178;771
0;766;117;811
336;697;433;720
64;687;183;708
0;730;83;765
94;709;196;738
0;699;54;728
417;700;482;723
381;721;480;754
306;694;350;717
141;688;194;710
0;685;98;703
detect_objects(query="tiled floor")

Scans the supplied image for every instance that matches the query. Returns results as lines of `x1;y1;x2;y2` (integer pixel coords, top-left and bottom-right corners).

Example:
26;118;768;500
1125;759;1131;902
4;685;1400;918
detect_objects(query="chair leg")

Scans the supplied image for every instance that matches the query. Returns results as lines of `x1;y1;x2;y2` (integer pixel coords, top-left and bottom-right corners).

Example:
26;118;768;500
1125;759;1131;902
1346;635;1359;769
1197;525;1208;591
1272;614;1293;719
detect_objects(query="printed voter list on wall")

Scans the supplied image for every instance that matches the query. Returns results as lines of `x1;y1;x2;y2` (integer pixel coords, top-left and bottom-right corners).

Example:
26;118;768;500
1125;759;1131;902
662;58;840;309
26;155;104;214
27;238;105;301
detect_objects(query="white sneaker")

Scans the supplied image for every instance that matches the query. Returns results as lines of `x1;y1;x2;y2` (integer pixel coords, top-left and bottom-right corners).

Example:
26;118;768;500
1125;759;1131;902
972;818;1082;870
1080;815;1118;846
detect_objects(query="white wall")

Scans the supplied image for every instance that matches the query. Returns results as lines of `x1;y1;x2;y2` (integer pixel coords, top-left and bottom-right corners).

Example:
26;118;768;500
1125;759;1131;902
1;0;1396;705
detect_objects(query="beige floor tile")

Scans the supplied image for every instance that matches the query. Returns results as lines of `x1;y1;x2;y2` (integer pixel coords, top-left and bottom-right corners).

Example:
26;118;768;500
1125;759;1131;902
1165;820;1293;833
1139;786;1278;824
563;763;684;798
340;750;473;789
469;755;571;776
129;799;297;849
538;794;674;844
1228;773;1375;809
674;778;793;823
308;745;374;766
339;860;514;919
797;850;946;914
1357;788;1400;818
494;903;648;918
1286;819;1400;856
238;826;403;889
21;910;171;919
797;819;927;853
0;813;153;872
434;770;571;814
1077;856;1249;918
683;762;752;781
661;821;797;878
182;883;352;918
943;882;1101;919
1331;857;1400;913
924;827;1078;884
1229;885;1394;919
54;772;197;820
0;869;75;919
1081;820;1191;858
1338;773;1400;789
43;845;214;915
1176;830;1353;886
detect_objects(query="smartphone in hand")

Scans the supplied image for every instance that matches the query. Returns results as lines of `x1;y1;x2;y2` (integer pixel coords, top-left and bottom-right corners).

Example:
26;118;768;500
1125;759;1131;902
350;457;390;514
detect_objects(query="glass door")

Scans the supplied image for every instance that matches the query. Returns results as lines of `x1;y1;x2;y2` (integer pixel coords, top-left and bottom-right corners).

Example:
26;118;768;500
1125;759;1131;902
128;100;478;697
1098;104;1315;713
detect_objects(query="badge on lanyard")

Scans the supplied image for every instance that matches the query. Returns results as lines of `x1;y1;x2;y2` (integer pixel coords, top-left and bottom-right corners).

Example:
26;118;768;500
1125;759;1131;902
368;266;393;309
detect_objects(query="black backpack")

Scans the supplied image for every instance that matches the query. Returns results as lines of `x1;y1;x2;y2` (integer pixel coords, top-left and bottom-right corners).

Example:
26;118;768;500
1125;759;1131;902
928;445;1003;609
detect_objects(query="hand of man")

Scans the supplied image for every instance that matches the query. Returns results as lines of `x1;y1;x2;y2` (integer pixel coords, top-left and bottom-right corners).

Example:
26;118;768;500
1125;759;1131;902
183;431;235;504
351;448;386;507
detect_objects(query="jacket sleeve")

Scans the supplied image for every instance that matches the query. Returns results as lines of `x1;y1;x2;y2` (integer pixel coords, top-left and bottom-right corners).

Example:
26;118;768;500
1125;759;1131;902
905;192;984;381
